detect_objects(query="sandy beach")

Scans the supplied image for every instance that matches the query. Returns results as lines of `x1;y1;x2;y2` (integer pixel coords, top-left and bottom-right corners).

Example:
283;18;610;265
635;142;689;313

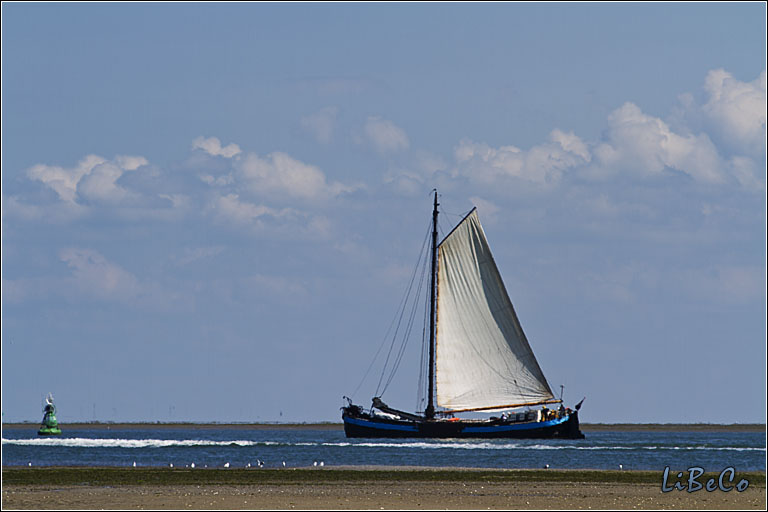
2;467;765;510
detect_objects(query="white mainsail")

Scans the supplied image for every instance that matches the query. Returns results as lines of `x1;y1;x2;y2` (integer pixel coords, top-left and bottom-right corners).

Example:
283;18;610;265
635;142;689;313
435;209;555;412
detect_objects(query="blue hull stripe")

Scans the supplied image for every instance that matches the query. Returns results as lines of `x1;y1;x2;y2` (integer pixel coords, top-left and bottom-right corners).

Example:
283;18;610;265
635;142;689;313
462;416;567;433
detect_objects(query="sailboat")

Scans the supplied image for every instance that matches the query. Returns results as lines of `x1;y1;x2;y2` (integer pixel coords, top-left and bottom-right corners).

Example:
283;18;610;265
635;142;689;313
342;191;585;439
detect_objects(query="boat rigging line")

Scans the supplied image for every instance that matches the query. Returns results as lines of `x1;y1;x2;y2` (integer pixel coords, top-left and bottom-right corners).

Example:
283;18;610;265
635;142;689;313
348;218;432;401
377;220;432;396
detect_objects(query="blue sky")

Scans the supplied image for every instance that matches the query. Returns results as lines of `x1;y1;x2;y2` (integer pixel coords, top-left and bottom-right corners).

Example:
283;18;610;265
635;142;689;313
2;3;765;424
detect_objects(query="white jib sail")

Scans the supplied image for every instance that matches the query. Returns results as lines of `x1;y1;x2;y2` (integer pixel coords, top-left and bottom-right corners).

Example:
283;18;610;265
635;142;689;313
435;209;554;411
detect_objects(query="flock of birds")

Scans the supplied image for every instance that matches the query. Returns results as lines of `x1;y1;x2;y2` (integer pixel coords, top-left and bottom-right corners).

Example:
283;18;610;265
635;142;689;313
31;460;625;470
541;463;624;470
126;461;624;470
33;460;626;470
128;460;326;469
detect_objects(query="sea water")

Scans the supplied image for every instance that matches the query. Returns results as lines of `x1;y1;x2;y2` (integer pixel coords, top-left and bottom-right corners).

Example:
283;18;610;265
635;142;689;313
2;426;764;471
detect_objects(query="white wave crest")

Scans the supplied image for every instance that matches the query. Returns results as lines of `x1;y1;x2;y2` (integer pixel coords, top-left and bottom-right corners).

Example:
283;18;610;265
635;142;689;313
3;438;763;452
1;438;265;448
320;441;765;452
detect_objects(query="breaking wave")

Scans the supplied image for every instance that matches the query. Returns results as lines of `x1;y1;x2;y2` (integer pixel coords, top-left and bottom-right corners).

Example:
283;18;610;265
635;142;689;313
1;438;270;448
2;438;763;452
317;442;764;452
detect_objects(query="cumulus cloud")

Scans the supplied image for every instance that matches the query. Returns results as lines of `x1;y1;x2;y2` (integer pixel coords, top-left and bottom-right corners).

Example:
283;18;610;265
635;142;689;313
13;67;762;236
199;173;235;187
207;193;334;239
364;116;409;154
450;69;763;190
550;129;590;162
114;155;149;171
18;142;360;237
468;196;501;222
210;193;298;227
385;174;424;197
27;155;106;203
158;193;191;209
59;248;142;301
383;151;448;197
301;106;339;144
192;136;241;158
2;194;44;221
237;151;352;200
27;154;148;204
700;69;766;157
591;102;723;183
726;156;765;191
77;161;134;202
454;129;591;185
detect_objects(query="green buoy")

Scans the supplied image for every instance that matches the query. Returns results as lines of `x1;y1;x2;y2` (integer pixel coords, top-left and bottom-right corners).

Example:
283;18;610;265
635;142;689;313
37;393;62;436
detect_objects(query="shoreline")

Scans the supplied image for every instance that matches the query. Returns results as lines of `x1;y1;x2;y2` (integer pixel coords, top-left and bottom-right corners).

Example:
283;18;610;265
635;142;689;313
3;466;767;482
3;467;765;510
3;422;766;432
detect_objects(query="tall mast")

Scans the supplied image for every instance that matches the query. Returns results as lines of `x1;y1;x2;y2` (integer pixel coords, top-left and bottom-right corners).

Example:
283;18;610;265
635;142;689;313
425;190;439;420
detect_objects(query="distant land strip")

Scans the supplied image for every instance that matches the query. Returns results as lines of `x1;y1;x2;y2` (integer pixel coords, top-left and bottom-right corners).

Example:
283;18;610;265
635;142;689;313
2;422;765;432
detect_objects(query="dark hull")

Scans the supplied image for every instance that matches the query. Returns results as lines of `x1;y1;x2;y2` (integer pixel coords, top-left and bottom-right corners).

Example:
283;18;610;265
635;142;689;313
342;409;585;439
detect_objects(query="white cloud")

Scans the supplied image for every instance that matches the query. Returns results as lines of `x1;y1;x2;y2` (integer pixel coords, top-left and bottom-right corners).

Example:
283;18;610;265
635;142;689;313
383;150;448;197
210;193;298;226
77;161;134;203
701;69;766;157
550;129;590;162
454;140;522;184
158;193;191;209
592;102;724;183
449;69;763;190
454;129;590;185
468;196;500;223
301;106;339;144
237;151;352;200
27;154;148;204
192;136;242;158
364;116;409;154
27;154;106;203
386;174;424;197
59;248;141;301
727;156;765;191
2;193;88;224
199;173;234;187
115;155;148;171
2;195;43;221
207;193;334;239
